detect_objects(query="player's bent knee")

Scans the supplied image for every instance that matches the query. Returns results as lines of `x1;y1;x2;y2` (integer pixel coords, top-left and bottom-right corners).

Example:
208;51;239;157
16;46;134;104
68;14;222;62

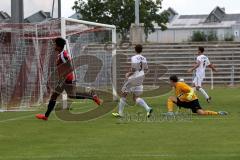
135;97;142;104
197;109;205;115
168;96;176;102
50;93;59;100
133;95;139;101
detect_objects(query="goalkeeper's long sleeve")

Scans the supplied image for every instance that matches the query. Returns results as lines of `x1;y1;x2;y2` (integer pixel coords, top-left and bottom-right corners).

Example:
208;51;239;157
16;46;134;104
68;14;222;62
187;88;194;101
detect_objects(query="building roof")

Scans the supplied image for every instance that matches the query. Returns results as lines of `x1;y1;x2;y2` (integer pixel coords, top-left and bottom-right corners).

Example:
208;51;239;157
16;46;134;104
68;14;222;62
167;7;178;16
179;15;208;19
166;7;178;22
0;11;10;19
205;6;225;23
0;11;10;23
222;14;240;21
0;10;53;23
24;10;52;23
166;6;240;29
69;13;82;20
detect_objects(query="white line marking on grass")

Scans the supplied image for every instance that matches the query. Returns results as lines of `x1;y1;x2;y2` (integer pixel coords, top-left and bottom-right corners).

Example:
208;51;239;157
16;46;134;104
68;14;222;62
0;114;33;123
145;92;171;99
70;105;96;110
129;154;174;157
0;154;175;159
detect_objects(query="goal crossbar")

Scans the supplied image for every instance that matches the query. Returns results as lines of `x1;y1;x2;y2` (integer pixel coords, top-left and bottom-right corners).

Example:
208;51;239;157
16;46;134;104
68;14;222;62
61;18;118;101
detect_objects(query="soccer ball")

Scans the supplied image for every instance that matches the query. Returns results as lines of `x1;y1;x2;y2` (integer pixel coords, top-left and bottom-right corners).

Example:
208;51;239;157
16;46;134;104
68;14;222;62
179;78;184;82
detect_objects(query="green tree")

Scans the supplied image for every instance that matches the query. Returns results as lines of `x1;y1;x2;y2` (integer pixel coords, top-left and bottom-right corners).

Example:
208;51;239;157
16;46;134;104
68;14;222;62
191;31;207;42
72;0;169;40
224;34;234;41
207;31;218;41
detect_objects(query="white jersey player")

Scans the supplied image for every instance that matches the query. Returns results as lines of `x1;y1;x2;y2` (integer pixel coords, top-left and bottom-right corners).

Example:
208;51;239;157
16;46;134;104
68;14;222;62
188;47;217;103
194;54;210;86
121;54;147;93
112;44;153;118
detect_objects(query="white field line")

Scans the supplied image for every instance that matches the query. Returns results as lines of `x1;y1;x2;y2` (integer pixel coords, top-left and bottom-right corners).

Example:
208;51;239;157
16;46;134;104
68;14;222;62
0;154;173;159
0;114;33;123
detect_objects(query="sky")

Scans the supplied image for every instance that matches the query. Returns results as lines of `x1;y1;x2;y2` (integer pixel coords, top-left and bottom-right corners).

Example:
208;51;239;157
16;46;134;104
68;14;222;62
0;0;240;18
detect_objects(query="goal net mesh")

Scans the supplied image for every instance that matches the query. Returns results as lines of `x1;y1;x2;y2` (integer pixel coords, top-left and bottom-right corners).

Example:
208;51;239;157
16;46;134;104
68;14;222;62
0;19;115;111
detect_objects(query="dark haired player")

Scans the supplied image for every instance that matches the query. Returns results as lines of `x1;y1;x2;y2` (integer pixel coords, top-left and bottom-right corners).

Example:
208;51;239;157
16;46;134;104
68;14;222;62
36;37;101;120
166;75;227;116
112;44;153;118
188;46;217;103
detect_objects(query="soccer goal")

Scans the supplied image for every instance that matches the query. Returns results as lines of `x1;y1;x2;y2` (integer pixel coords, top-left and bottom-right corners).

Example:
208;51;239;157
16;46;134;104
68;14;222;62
0;18;117;111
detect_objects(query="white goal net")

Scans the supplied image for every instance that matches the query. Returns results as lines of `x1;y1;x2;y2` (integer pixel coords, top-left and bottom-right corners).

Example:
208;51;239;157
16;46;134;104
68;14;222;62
0;18;117;111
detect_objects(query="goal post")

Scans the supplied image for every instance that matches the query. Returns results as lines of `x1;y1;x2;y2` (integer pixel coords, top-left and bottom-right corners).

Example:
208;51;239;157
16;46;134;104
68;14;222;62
61;17;118;101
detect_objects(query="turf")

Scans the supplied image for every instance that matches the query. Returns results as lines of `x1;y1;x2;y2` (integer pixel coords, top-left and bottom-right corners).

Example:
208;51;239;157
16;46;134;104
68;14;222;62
0;87;240;160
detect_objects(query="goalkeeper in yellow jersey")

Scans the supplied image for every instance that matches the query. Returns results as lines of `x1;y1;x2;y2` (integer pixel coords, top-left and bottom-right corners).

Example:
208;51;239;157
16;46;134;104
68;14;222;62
166;75;228;116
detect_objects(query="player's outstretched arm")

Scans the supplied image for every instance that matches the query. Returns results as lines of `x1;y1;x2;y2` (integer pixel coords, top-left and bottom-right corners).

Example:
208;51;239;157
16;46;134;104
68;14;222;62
180;83;194;101
187;61;200;73
125;67;136;78
144;65;149;75
125;72;133;78
208;64;217;72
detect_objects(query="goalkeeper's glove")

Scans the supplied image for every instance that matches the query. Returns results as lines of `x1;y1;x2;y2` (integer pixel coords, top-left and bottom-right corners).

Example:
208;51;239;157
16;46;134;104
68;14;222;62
166;111;174;116
187;89;194;101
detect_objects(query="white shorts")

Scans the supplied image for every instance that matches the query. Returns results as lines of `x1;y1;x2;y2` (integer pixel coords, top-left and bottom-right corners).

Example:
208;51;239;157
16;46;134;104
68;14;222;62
193;76;204;87
121;84;143;96
121;71;144;96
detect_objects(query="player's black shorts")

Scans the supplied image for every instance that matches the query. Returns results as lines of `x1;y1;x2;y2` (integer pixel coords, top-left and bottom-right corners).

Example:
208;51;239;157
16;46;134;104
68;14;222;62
176;98;202;113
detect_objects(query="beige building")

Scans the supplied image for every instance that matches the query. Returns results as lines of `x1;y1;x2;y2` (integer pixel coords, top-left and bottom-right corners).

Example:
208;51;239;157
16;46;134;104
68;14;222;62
148;7;240;43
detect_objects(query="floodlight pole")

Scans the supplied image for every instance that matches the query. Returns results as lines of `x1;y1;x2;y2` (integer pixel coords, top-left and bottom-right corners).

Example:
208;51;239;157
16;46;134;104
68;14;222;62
58;0;61;18
52;0;55;18
135;0;140;25
11;0;24;23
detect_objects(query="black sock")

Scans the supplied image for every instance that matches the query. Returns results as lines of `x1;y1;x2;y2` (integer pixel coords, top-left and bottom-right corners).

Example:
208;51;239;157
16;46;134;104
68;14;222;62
45;100;56;117
75;93;93;100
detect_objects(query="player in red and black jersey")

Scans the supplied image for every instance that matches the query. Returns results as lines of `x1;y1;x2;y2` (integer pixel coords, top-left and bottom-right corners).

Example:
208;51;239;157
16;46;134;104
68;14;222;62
36;38;101;121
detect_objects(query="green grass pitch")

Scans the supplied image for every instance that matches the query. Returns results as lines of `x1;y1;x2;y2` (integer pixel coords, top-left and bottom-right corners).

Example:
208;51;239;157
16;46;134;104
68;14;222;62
0;87;240;160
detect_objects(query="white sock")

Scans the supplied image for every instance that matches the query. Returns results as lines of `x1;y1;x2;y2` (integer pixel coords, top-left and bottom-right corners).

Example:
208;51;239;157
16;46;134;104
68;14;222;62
199;88;209;99
118;97;126;116
136;98;151;112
